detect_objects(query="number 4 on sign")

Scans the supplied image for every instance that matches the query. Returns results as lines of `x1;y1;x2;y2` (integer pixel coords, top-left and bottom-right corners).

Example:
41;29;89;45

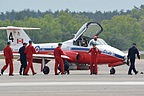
9;32;14;42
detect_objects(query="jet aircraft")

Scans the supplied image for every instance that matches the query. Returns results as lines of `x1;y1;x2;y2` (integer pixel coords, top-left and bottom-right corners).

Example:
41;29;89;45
0;22;126;75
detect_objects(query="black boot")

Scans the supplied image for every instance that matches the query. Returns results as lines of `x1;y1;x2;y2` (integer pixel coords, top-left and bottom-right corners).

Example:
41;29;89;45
1;69;4;75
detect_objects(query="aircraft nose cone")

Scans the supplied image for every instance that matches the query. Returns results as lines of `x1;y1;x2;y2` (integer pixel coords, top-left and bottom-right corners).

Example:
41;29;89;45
104;45;125;60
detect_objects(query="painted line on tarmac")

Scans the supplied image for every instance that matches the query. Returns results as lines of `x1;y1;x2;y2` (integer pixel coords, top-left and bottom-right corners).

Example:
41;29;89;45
0;82;144;86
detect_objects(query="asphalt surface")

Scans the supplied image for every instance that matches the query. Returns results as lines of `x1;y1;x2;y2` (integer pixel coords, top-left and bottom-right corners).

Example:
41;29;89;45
0;59;144;96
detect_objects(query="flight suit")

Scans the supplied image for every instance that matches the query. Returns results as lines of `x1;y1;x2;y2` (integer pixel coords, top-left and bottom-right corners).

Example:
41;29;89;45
127;45;140;75
88;36;98;46
19;45;27;75
54;46;65;75
1;45;14;75
89;39;97;46
88;46;101;74
24;44;36;75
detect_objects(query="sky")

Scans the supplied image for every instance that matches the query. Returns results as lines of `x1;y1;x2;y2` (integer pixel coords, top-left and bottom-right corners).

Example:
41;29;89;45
0;0;144;13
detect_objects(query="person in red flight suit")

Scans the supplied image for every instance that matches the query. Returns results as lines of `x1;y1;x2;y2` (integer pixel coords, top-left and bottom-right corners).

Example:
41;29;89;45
1;41;14;76
88;43;101;75
54;43;65;75
23;40;37;76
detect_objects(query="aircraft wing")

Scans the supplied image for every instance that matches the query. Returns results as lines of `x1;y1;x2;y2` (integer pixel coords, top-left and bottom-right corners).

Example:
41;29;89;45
13;53;70;59
0;52;70;60
33;54;70;59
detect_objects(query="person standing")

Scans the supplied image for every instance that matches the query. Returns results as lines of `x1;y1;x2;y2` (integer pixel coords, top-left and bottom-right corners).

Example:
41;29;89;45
88;36;98;46
88;43;101;75
127;43;140;75
1;41;14;76
23;40;36;75
54;43;65;75
19;42;27;75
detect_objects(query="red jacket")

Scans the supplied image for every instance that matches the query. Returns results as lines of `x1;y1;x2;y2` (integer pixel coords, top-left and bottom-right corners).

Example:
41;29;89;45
88;47;101;57
25;44;36;58
54;47;64;59
4;45;13;59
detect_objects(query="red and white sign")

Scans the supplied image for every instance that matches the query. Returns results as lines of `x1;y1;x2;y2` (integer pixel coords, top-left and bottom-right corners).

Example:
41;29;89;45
17;38;23;44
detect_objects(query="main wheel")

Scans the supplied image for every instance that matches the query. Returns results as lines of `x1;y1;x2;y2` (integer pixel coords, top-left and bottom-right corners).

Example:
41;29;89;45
110;67;115;74
43;66;50;75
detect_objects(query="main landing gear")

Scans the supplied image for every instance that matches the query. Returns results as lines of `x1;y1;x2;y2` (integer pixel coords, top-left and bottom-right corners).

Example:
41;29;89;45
43;66;50;74
110;67;116;74
39;58;50;75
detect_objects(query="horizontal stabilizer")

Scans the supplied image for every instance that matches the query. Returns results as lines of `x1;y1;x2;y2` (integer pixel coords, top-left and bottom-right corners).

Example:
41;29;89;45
0;26;40;30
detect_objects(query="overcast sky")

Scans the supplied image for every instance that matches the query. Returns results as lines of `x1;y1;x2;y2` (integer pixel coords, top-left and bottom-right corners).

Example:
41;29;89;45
0;0;144;13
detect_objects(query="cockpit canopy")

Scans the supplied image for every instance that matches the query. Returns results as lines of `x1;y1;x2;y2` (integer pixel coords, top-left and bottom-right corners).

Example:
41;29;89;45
73;22;103;41
73;22;107;47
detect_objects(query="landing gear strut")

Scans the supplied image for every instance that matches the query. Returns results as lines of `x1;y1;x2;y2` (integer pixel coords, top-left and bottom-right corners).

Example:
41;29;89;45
110;67;115;74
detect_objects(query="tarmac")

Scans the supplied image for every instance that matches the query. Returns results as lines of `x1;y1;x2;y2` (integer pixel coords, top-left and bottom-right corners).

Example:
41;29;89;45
0;59;144;96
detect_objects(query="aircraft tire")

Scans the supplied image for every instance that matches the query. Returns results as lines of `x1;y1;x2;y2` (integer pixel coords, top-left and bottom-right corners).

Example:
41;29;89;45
43;66;50;75
110;67;115;74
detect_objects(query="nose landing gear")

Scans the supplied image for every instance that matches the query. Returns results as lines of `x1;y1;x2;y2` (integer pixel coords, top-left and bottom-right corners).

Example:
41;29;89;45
110;67;115;74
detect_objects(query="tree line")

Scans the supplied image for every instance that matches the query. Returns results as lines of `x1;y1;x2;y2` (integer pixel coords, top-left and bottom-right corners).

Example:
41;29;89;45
0;5;144;51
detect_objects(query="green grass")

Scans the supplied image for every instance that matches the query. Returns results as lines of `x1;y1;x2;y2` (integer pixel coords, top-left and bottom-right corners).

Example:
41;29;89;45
0;56;4;59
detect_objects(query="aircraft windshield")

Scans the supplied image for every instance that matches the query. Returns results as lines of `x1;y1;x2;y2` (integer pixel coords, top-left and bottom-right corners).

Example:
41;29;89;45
94;38;108;45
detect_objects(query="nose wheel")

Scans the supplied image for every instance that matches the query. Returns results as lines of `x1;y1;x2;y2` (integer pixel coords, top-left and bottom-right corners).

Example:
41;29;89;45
110;67;115;74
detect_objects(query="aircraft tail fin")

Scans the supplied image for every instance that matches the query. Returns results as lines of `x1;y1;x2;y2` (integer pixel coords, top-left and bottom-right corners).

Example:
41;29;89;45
0;26;40;52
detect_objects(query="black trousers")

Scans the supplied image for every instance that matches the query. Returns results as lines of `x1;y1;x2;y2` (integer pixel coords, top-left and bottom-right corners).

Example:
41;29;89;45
58;59;69;72
128;58;137;74
19;58;27;74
